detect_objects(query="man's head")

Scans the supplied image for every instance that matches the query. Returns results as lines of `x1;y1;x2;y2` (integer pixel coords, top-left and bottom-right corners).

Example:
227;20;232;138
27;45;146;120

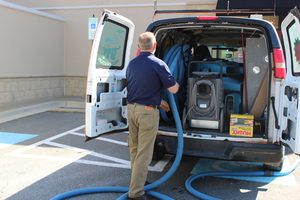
138;32;157;53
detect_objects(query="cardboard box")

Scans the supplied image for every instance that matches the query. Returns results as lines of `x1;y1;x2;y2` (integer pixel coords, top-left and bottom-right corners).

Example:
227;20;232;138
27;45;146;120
229;114;254;137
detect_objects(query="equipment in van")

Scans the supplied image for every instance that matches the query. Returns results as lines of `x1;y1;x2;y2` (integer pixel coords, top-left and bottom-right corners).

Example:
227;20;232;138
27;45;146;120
229;114;254;137
245;37;269;115
186;61;223;131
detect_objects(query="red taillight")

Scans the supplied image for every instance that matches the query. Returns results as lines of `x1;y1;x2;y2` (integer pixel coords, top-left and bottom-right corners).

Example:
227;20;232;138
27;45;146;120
273;48;286;79
197;16;218;21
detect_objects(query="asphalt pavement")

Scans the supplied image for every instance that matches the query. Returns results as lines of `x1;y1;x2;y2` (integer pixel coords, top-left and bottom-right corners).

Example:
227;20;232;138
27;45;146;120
0;111;299;200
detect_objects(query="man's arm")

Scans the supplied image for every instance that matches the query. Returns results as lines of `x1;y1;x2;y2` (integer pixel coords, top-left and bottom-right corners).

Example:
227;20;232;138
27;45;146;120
167;82;179;94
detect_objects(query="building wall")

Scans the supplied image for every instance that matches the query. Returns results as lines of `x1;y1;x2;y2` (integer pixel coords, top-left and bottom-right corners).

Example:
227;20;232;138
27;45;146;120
64;76;87;97
0;3;65;105
7;0;216;77
0;77;64;105
1;0;217;105
0;4;65;77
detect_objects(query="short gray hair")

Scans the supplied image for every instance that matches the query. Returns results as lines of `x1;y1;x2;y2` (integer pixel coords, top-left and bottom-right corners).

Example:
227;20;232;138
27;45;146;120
138;32;156;51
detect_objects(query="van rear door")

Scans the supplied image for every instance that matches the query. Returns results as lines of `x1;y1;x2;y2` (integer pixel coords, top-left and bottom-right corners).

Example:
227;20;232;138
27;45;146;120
85;10;134;138
280;8;300;154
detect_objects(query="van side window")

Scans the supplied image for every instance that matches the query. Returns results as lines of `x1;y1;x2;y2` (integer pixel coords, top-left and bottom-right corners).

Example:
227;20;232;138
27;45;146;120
96;20;128;69
287;20;300;75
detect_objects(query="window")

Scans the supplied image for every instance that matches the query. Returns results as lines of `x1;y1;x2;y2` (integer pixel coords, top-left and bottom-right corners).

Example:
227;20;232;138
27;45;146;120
96;20;128;69
210;47;243;63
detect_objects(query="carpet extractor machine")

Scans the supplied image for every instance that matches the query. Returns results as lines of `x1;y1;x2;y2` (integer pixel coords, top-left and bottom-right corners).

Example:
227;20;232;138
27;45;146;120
185;61;224;131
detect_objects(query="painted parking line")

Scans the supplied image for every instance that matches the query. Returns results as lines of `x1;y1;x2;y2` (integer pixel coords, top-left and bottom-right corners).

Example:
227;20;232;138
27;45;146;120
191;158;298;186
6;125;84;155
0;132;37;149
67;130;172;171
70;131;128;146
6;125;171;172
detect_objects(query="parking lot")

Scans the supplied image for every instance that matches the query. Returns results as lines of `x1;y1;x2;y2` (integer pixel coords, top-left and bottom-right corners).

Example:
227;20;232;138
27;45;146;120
0;111;300;200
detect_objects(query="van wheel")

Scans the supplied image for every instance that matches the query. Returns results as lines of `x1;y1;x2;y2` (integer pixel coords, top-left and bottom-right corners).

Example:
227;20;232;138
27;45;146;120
263;162;283;171
152;139;166;161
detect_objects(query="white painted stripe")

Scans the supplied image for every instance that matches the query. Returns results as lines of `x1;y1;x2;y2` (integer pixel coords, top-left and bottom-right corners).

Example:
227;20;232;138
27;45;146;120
6;124;170;171
44;141;90;153
33;3;187;11
10;151;168;171
9;152;130;169
96;137;128;146
70;131;128;146
75;159;130;169
0;143;12;149
10;153;81;162
7;125;85;155
45;141;130;165
149;155;173;172
70;131;171;172
0;0;65;21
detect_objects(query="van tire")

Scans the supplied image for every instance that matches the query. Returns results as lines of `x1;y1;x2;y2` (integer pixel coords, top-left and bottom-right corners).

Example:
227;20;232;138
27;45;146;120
152;139;167;161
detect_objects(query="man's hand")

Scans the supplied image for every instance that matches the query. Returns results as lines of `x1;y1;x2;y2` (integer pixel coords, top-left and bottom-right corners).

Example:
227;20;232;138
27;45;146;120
160;100;170;112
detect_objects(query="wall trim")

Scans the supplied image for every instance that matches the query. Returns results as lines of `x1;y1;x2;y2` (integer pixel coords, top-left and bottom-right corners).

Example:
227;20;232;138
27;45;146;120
0;76;87;80
0;76;65;79
0;0;65;21
33;2;187;11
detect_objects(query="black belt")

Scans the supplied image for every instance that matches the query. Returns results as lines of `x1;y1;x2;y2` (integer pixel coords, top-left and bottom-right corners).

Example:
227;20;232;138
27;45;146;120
146;105;159;109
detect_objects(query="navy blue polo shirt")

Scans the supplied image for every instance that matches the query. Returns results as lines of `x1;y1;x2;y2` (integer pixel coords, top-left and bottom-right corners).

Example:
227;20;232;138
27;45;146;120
126;52;176;106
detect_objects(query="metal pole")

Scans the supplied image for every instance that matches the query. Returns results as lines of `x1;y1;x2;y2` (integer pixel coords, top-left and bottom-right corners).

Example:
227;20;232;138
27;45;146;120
227;0;230;15
152;0;158;21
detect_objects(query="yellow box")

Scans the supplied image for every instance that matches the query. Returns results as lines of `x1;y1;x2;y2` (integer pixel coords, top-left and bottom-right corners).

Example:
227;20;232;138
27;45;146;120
229;114;254;137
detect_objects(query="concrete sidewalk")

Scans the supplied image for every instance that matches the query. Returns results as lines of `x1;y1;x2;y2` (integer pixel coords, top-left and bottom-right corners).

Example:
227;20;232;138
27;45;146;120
0;96;84;124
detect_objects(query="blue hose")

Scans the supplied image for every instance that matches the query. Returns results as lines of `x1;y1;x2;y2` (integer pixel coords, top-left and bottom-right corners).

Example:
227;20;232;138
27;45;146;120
160;44;190;122
50;93;184;200
185;157;300;200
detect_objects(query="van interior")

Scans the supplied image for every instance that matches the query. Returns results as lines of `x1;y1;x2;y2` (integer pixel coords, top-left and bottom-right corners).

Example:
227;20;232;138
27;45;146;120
154;24;270;139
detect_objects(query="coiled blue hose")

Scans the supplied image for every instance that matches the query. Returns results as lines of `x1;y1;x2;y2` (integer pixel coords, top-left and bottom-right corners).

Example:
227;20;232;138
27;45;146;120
50;92;184;200
160;44;190;122
185;157;300;200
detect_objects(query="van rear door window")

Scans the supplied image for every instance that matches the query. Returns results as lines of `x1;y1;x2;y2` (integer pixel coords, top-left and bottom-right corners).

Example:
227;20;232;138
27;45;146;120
96;20;128;69
287;20;300;75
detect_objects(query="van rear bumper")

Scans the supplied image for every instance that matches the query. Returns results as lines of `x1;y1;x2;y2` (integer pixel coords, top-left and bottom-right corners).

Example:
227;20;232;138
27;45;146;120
157;135;284;163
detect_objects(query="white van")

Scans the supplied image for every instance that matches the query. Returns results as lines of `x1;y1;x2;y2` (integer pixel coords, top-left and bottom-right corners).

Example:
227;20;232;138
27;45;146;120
85;9;300;170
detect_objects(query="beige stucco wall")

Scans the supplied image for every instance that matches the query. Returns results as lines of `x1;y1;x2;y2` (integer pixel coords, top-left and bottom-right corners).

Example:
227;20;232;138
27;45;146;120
0;4;65;77
7;0;217;77
0;3;65;105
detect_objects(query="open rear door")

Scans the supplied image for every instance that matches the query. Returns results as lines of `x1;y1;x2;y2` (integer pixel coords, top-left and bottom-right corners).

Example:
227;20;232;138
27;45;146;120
280;8;300;154
85;10;134;139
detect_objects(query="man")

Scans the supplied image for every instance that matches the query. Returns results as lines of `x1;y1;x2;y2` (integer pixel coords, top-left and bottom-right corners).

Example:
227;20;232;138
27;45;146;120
126;32;179;200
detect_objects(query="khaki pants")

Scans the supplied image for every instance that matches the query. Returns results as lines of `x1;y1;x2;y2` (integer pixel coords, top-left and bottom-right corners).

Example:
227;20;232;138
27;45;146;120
127;103;159;198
